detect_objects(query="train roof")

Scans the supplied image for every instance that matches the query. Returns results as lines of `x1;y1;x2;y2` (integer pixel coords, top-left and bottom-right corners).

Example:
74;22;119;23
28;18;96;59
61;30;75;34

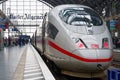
48;4;94;17
49;4;92;13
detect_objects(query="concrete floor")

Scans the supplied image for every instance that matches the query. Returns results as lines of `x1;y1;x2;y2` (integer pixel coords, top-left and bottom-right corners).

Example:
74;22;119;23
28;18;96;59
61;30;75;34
0;45;26;80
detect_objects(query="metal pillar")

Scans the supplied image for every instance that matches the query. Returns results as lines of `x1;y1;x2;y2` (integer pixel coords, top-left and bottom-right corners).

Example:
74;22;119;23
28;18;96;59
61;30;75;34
2;2;6;14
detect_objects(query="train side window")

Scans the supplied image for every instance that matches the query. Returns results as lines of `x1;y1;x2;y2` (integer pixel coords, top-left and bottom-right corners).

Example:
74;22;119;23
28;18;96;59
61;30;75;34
47;23;58;39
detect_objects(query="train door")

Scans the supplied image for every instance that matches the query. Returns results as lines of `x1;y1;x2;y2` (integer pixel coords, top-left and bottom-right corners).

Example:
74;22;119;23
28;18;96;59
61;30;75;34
41;13;47;53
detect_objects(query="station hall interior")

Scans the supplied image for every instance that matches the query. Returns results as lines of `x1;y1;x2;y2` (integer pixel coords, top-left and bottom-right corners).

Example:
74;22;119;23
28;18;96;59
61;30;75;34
0;0;120;48
0;0;120;80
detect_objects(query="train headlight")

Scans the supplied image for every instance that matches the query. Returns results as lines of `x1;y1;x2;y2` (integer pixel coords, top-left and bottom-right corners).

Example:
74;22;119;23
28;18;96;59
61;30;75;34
91;44;99;49
72;38;87;49
76;41;85;49
102;38;109;48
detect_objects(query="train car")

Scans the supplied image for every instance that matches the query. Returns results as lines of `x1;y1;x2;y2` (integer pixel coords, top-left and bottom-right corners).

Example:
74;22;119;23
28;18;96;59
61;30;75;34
35;4;113;78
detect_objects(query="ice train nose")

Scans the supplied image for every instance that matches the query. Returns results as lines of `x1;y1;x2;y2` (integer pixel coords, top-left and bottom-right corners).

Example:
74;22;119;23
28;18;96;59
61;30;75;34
72;49;112;63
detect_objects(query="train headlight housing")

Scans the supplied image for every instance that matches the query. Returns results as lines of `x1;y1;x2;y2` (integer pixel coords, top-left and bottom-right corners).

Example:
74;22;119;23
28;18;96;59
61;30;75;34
91;44;99;49
76;40;85;49
72;38;87;49
102;38;109;48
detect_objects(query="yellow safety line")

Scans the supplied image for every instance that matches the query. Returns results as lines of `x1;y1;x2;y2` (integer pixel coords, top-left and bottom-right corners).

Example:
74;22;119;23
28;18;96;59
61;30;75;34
13;46;27;80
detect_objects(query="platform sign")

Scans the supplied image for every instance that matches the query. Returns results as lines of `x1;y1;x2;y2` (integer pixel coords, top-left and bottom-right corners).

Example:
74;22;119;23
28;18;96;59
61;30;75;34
110;20;116;31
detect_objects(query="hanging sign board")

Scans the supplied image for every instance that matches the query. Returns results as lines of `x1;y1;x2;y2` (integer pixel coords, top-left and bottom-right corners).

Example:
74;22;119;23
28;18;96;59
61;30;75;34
110;20;116;31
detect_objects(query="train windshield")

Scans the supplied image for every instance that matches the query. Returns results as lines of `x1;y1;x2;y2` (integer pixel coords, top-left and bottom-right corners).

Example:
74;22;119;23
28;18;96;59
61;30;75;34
59;7;103;26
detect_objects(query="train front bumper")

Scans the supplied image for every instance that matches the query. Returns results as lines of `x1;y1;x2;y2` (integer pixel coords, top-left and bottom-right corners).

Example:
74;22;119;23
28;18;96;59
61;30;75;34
70;49;113;71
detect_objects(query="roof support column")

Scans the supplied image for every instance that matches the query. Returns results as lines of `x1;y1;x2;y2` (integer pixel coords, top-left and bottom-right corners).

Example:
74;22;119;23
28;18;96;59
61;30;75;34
2;2;6;15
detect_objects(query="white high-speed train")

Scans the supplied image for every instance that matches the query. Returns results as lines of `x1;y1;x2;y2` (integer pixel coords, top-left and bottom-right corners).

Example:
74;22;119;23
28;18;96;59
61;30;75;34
32;4;113;78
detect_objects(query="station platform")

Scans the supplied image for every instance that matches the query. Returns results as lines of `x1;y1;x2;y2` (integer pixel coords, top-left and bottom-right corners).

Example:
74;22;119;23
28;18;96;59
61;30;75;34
0;43;55;80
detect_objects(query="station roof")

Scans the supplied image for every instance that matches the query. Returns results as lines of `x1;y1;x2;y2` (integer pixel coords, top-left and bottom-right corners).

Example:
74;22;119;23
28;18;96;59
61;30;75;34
39;0;105;8
38;0;119;11
0;0;119;35
0;0;119;24
0;0;7;4
38;0;120;20
0;0;120;19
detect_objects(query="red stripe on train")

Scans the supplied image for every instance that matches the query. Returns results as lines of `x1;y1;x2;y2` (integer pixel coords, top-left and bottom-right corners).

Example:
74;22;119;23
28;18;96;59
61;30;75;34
48;40;112;62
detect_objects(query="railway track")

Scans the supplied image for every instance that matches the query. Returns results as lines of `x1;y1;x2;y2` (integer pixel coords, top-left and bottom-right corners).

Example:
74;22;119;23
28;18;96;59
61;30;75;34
112;60;120;68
